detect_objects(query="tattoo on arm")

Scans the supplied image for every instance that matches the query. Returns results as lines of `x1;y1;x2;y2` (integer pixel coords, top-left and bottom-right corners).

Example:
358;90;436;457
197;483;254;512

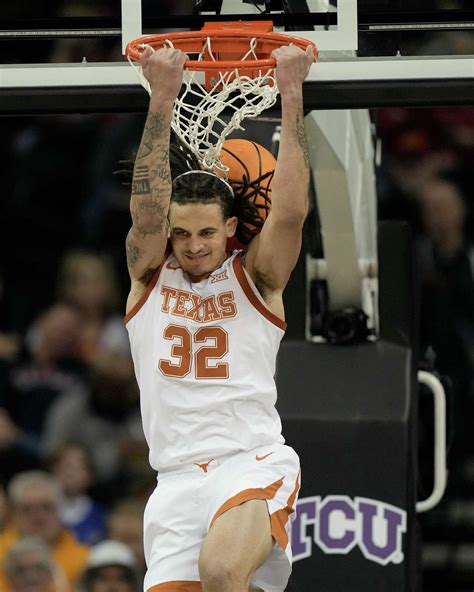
131;194;168;236
132;165;151;194
132;179;151;194
296;108;310;169
136;112;168;159
126;235;141;268
136;190;167;219
149;149;171;183
126;234;158;284
130;109;172;235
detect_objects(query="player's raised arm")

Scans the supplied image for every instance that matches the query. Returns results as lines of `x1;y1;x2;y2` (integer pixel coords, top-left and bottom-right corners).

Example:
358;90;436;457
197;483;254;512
126;47;187;282
245;45;315;294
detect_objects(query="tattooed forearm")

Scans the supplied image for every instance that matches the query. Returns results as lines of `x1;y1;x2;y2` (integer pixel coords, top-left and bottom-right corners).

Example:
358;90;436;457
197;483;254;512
126;104;172;277
296;108;310;170
149;150;171;183
136;112;168;159
132;111;171;191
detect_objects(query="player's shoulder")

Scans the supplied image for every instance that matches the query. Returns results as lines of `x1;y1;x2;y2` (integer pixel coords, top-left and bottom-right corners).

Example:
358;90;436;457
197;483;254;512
126;255;171;320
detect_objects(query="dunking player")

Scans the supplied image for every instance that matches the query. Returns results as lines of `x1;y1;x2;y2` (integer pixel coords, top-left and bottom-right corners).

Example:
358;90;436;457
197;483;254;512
124;43;315;592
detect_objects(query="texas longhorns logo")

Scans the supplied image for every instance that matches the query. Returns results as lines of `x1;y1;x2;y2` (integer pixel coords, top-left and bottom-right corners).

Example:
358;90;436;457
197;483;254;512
194;459;215;473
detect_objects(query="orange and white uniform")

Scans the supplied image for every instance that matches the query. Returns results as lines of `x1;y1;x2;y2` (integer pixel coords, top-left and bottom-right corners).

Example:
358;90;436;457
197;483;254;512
125;250;300;592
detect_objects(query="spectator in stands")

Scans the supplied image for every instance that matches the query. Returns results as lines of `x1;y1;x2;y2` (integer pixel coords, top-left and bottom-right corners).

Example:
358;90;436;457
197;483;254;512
42;353;146;502
416;177;473;386
0;471;90;592
3;536;66;592
80;113;144;301
48;442;107;546
0;482;8;535
0;116;101;333
107;500;146;580
0;409;40;486
0;332;20;364
77;540;140;592
0;313;21;411
1;303;87;455
416;176;474;488
55;250;130;363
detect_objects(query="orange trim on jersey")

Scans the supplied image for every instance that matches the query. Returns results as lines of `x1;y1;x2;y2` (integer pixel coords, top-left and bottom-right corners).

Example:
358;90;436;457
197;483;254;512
124;264;163;324
232;254;287;331
209;477;284;529
270;470;301;551
147;582;202;591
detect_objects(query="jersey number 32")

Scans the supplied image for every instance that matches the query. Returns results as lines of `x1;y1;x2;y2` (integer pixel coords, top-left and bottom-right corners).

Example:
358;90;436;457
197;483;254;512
158;324;229;379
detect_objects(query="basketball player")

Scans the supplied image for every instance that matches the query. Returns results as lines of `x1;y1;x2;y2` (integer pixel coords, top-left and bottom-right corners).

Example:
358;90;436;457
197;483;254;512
124;44;315;592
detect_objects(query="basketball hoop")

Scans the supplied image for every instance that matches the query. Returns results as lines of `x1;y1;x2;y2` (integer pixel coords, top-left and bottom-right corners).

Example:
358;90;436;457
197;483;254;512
126;22;318;172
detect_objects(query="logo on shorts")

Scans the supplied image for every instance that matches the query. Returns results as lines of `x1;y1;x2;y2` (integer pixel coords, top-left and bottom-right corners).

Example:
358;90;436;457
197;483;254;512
291;495;406;566
256;452;274;461
194;459;215;473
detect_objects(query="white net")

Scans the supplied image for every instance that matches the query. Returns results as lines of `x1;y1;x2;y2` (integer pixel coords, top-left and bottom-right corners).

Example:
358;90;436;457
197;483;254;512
129;37;280;173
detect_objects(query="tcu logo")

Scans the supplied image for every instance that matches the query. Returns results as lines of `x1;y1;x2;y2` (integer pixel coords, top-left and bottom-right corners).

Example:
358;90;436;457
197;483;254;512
292;495;406;566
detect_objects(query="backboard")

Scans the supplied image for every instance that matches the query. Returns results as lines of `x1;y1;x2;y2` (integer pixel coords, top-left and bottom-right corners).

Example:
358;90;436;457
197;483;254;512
0;1;472;113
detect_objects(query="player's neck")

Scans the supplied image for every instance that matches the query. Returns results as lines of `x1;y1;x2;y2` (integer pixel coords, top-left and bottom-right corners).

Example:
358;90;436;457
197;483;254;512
187;250;229;281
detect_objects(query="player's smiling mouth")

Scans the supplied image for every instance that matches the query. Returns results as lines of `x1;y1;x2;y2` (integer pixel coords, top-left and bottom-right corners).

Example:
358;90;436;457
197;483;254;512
186;253;209;260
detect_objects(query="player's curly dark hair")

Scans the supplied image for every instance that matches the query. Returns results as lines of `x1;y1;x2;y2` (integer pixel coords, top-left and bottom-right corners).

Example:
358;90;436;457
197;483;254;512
172;171;234;220
114;132;272;244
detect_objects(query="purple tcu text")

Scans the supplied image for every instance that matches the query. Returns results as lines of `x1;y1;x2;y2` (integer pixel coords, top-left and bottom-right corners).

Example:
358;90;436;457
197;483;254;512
291;495;406;566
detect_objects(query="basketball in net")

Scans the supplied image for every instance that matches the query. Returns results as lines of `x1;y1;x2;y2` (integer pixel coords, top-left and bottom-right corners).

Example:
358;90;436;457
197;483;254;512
218;138;276;244
125;21;317;172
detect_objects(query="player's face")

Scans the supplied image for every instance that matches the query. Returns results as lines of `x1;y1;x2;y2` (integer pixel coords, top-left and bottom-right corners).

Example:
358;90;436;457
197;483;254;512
169;202;237;277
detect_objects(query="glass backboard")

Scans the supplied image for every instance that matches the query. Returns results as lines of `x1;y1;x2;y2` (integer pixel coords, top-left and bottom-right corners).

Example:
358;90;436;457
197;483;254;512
0;0;472;114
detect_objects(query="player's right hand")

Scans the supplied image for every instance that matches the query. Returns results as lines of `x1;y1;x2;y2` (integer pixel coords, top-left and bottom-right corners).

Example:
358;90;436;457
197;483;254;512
140;46;187;101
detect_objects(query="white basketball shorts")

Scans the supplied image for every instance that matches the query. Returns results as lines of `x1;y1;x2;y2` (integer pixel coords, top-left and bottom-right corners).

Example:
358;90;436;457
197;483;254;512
143;442;301;592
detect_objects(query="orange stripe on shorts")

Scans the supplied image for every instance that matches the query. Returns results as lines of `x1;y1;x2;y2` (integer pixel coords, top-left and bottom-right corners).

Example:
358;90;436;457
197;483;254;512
148;582;202;591
209;477;284;528
270;470;301;551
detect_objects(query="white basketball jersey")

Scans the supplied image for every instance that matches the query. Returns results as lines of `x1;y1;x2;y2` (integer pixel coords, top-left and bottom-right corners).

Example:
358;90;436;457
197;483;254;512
125;250;285;472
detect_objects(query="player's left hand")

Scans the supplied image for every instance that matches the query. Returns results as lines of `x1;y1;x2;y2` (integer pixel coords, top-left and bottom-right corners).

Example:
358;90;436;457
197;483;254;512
272;44;316;95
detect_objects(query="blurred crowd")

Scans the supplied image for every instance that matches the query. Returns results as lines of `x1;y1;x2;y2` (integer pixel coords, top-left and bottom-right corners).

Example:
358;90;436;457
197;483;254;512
0;97;151;588
0;1;473;591
1;4;151;578
0;243;152;591
374;105;474;586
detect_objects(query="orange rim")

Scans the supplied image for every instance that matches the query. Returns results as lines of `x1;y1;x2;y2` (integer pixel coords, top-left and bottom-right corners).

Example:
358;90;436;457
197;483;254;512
125;30;318;71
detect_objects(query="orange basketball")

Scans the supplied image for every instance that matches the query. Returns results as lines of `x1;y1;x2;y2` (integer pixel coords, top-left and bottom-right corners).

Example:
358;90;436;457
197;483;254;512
218;139;276;243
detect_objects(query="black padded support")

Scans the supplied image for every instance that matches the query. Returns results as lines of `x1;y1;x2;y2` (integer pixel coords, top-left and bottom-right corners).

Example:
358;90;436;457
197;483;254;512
277;340;420;591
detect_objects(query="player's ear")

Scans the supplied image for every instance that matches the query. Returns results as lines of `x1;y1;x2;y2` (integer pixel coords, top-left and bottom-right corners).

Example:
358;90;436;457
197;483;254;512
225;216;238;237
